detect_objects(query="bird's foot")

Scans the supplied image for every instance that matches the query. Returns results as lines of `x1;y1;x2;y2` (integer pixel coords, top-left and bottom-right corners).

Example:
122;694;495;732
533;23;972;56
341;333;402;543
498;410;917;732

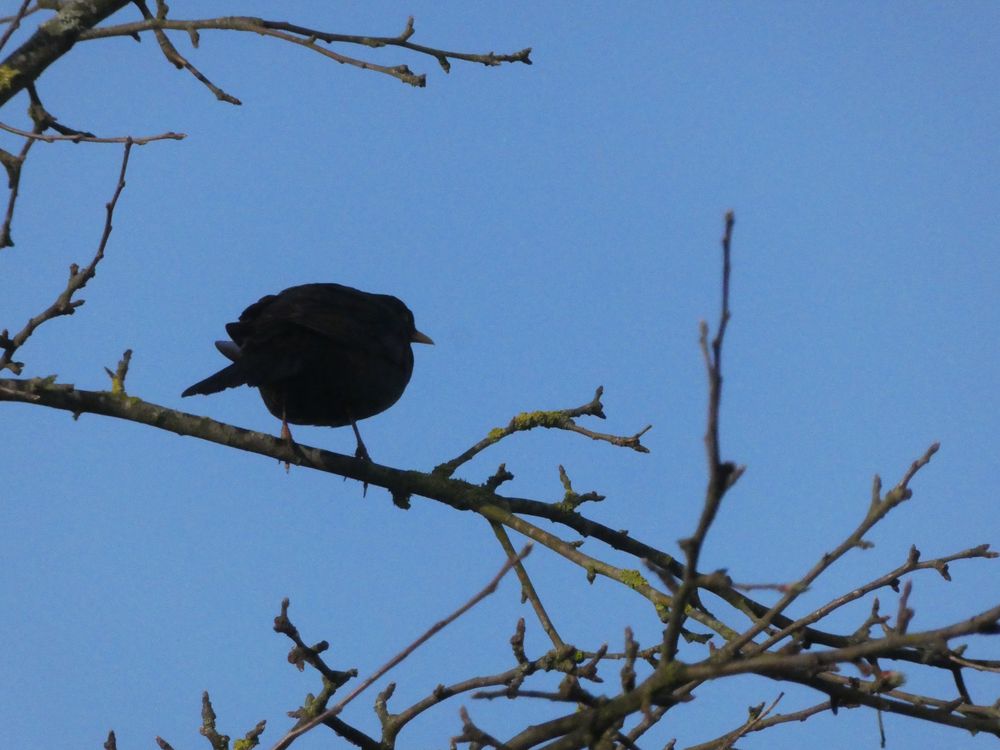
354;442;372;463
280;417;295;472
351;420;372;463
350;420;372;496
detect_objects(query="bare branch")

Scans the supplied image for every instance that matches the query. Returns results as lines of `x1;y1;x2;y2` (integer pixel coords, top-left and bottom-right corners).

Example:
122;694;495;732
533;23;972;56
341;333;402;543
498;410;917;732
453;706;512;750
132;0;241;104
664;211;741;661
0;119;184;143
384;638;593;742
103;348;132;395
0;127;34;248
0;140;133;373
683;692;787;750
490;520;567;649
0;0;33;54
720;442;942;659
78;14;531;90
2;170;996;748
434;386;650;478
683;698;831;750
0;0;131;108
272;598;356;688
270;599;381;748
556;464;606;511
753;543;996;655
269;545;531;750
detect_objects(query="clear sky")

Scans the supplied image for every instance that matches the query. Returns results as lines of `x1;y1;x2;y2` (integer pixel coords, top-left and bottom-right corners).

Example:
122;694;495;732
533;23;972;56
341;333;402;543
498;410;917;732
2;2;998;748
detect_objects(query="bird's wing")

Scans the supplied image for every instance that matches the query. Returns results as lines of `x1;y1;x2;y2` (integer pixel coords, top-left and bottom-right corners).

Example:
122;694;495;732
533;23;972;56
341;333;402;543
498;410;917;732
221;297;318;385
250;285;405;359
220;284;410;386
289;305;409;367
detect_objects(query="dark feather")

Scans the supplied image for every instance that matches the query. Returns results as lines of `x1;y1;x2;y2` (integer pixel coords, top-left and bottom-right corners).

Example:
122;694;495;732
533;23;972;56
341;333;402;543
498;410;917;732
181;283;432;431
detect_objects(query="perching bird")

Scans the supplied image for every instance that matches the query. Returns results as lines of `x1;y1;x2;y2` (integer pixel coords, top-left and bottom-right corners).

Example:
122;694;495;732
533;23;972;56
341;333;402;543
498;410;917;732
181;283;433;460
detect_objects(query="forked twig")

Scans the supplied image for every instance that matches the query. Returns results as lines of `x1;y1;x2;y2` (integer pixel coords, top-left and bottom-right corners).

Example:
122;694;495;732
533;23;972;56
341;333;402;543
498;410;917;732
269;545;531;750
79;13;531;91
0;140;133;373
132;0;241;104
0;130;35;248
720;442;941;659
663;211;741;661
683;696;831;750
434;386;650;478
0;0;32;54
752;542;995;657
0;120;184;144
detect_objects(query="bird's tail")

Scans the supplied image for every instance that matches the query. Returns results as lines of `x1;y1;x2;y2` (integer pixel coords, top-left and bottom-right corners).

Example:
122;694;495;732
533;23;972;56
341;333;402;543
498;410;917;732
181;363;247;397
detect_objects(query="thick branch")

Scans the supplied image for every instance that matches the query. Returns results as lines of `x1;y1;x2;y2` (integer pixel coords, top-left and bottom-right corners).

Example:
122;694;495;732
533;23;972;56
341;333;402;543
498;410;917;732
0;0;131;108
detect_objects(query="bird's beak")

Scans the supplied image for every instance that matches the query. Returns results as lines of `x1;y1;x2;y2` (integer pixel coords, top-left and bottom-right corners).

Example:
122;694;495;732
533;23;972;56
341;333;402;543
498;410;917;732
411;329;434;345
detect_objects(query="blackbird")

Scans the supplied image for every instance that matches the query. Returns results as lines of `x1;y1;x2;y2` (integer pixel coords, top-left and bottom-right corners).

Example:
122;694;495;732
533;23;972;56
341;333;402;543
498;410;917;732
181;283;433;459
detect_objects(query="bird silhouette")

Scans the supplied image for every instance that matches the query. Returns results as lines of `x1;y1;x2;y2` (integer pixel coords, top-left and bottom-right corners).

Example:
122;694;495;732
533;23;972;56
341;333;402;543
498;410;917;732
182;283;432;460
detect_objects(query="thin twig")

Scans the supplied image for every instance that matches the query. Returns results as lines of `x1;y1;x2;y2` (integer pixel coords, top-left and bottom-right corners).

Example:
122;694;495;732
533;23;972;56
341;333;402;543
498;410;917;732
752;543;996;655
0;120;184;144
556;464;606;510
683;697;831;750
0;131;34;248
132;0;241;104
663;211;740;661
79;14;531;89
271;599;381;748
0;0;132;110
453;706;512;750
683;692;785;750
103;348;132;394
269;545;531;750
434;386;650;478
0;140;133;373
719;442;941;659
0;84;168;248
0;2;38;25
382;640;591;742
622;704;669;745
0;0;32;54
490;520;566;649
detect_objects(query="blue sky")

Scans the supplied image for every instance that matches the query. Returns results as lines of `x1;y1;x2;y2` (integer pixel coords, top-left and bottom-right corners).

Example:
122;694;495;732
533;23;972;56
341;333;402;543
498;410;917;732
2;2;998;748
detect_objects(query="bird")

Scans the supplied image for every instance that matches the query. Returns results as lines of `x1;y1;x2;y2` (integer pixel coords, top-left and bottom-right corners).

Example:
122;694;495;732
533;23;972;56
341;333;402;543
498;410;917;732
181;283;433;461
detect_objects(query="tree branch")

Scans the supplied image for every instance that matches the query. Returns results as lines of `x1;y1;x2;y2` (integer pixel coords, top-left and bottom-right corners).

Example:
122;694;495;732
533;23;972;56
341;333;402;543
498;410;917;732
0;0;33;55
0;140;132;373
78;13;531;90
0;0;131;108
434;386;650;479
664;211;742;661
270;545;530;750
0;119;183;143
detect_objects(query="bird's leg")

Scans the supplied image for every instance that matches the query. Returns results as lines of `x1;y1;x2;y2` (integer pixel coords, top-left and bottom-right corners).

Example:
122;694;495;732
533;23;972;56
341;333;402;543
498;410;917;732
280;401;293;472
351;420;371;462
348;416;372;497
280;403;293;443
